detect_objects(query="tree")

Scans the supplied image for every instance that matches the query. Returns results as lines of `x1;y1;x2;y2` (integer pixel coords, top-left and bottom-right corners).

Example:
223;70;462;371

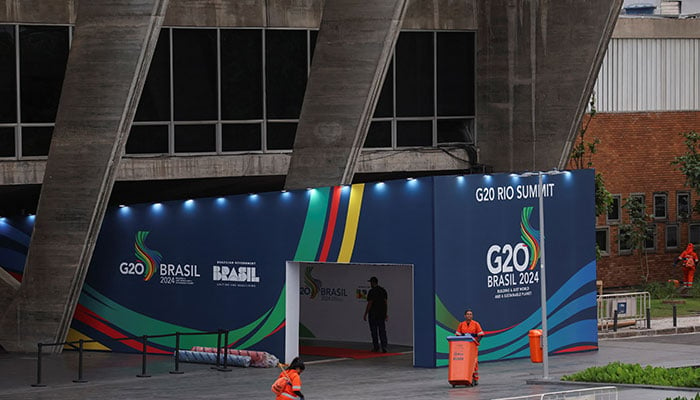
671;131;700;214
568;96;614;260
619;196;653;283
569;95;614;218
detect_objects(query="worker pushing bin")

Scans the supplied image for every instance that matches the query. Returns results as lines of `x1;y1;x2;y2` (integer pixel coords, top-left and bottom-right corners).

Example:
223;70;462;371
447;335;478;387
528;329;543;363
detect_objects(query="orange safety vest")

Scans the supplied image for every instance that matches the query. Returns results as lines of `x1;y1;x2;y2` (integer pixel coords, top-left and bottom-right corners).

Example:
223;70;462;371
276;369;302;400
456;320;484;342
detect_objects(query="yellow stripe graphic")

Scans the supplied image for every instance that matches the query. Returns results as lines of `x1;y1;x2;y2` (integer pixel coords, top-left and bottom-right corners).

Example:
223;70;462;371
337;184;365;263
64;328;111;351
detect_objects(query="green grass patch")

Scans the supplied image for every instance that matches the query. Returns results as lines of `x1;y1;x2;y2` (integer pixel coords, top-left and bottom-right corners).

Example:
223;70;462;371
650;298;700;319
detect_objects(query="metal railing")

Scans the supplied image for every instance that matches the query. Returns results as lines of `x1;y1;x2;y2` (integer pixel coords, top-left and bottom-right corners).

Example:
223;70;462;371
597;292;651;332
493;386;618;400
31;329;241;387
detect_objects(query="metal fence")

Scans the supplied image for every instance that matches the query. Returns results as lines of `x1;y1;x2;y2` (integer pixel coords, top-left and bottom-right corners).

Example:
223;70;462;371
597;292;651;332
493;386;618;400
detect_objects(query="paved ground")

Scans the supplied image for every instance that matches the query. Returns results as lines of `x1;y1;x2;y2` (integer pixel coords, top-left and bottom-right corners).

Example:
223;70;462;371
1;318;699;400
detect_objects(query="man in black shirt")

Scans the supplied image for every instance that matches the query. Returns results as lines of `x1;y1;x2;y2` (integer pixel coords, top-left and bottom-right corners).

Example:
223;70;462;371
363;276;388;352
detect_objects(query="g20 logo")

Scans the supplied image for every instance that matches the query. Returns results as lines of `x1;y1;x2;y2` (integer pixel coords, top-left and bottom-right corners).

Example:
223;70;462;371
486;243;530;274
120;262;145;275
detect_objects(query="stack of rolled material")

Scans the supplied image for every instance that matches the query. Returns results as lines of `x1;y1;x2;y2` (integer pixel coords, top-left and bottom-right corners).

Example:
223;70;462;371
176;350;251;367
190;346;279;368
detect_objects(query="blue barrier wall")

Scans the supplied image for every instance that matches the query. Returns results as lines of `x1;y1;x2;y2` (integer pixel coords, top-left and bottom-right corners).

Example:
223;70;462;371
0;170;596;367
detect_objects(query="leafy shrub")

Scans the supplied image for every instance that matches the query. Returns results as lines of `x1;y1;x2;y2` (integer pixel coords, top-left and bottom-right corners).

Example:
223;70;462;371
643;281;678;300
561;361;700;387
664;395;700;400
689;284;700;298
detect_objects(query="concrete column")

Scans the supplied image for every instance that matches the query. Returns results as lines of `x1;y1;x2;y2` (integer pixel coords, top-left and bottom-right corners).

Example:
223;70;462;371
0;270;19;312
0;0;168;353
476;0;622;172
284;0;408;190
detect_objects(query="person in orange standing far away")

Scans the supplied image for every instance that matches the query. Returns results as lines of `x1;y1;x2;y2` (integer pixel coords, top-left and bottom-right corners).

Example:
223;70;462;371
276;357;305;400
675;243;698;288
455;309;485;385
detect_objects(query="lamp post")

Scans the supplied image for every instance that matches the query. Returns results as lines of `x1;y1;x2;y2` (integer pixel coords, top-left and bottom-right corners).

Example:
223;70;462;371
536;171;549;380
520;169;565;380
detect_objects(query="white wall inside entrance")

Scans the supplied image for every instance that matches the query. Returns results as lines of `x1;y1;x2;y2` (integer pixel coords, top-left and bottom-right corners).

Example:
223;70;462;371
285;261;301;363
296;262;413;346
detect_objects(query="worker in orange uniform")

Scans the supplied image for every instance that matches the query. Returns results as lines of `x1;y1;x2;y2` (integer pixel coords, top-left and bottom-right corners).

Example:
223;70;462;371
276;357;305;400
455;309;485;385
675;243;698;289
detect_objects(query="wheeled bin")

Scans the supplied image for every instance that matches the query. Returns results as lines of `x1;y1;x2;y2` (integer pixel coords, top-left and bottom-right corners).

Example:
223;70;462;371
447;335;478;387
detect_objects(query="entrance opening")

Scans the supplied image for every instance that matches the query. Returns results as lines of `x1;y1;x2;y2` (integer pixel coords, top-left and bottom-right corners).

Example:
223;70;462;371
285;261;414;364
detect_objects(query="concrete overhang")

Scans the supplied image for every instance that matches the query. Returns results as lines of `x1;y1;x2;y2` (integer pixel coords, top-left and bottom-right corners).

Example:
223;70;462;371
0;148;471;186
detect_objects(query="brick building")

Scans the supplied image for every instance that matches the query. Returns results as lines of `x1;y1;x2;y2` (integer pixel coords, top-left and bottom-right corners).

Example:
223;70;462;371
588;111;700;287
585;14;700;288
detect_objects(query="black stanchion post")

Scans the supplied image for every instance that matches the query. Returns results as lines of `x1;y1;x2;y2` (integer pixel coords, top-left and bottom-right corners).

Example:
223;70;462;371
73;340;87;383
613;310;618;332
673;305;677;327
31;343;46;387
170;332;184;374
211;329;222;370
136;335;151;378
646;307;651;329
218;330;231;372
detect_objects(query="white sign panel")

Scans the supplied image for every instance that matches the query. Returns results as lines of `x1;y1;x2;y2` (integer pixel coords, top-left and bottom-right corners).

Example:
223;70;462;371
299;263;413;346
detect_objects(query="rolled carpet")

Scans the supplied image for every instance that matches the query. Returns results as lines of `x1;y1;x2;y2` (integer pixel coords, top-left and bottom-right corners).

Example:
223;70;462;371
176;350;251;367
189;346;278;368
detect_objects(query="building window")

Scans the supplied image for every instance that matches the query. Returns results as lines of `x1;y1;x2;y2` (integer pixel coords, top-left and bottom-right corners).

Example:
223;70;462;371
222;123;262;152
174;124;216;153
619;226;632;254
596;227;609;256
266;122;297;151
396;32;433;117
607;195;621;224
628;193;646;220
644;224;656;251
653;193;667;220
173;29;217;121
126;125;169;154
0;127;15;157
221;29;262;120
19;25;69;124
135;31;171;122
0;25;16;125
690;224;700;246
677;192;690;220
437;32;475;116
265;29;308;120
365;121;392;148
21;126;53;157
666;224;679;250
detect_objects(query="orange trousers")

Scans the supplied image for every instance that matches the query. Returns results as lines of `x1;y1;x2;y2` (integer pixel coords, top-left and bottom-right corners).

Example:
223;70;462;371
682;266;695;288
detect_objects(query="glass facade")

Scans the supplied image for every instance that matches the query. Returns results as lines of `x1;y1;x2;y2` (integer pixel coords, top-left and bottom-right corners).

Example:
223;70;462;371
0;24;476;159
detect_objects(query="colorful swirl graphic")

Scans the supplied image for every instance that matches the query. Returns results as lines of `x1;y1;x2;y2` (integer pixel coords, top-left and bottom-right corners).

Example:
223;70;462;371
134;231;162;281
520;207;540;270
303;266;321;299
